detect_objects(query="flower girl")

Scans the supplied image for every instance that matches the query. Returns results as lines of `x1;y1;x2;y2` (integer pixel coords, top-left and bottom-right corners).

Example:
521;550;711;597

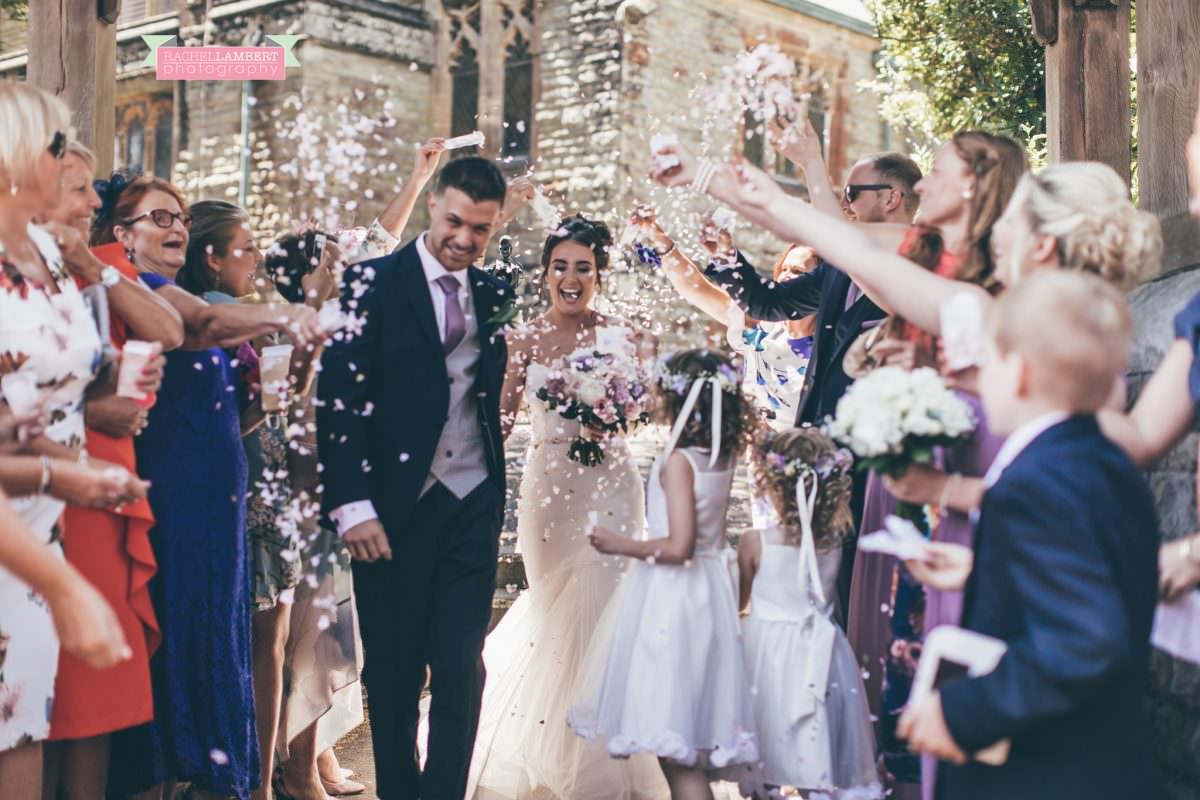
737;428;881;799
567;349;759;800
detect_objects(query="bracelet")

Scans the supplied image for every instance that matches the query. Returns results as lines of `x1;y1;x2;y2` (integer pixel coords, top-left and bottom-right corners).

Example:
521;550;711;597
939;472;962;510
654;240;677;258
692;159;716;196
37;455;52;496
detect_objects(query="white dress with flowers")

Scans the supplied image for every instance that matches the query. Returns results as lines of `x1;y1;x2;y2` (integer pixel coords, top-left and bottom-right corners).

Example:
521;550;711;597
467;348;669;799
567;446;758;774
0;224;102;751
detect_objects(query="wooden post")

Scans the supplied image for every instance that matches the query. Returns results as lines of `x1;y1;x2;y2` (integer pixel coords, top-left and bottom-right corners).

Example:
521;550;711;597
27;0;119;175
1032;0;1131;184
1136;0;1200;275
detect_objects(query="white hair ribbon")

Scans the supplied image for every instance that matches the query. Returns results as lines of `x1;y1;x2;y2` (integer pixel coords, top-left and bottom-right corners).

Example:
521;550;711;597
789;468;837;723
664;377;723;468
795;470;826;610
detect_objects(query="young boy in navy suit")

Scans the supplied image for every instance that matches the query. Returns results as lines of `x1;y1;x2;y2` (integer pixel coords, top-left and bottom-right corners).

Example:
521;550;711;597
899;271;1166;800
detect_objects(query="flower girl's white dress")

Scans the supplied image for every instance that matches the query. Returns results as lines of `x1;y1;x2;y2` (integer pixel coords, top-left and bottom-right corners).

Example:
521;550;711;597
741;521;881;797
568;443;758;771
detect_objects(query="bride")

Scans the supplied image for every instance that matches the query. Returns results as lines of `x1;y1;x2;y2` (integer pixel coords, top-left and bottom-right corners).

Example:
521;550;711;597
467;215;669;799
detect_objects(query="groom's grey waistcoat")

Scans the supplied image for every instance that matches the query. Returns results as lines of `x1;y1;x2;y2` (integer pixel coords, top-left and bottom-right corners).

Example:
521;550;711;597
424;299;488;499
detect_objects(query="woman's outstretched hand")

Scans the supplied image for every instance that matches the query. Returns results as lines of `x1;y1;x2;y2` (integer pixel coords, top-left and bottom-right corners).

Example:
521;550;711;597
47;573;132;669
649;142;699;187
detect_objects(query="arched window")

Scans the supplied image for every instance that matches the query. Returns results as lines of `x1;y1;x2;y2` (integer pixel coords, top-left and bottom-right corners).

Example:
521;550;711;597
125;119;145;176
437;0;537;161
448;1;482;156
501;0;534;159
153;111;173;179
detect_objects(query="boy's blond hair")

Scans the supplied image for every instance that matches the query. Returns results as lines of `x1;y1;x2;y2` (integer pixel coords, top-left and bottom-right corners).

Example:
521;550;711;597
987;270;1131;413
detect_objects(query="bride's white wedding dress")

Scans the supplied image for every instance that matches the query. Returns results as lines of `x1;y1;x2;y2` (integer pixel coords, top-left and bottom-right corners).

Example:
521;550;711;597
467;353;669;800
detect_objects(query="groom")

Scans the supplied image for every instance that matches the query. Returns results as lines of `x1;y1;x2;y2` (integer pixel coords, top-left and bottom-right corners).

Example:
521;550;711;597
317;156;511;799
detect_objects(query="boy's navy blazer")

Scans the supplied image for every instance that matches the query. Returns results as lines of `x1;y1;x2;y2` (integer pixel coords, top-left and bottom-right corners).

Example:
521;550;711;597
316;239;510;534
937;415;1166;800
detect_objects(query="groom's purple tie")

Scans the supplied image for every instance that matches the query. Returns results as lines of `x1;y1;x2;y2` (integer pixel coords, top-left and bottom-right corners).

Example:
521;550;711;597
435;274;467;354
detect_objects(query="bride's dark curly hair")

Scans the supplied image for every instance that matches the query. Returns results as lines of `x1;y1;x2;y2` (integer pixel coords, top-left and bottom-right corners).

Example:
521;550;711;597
540;214;613;288
655;349;760;462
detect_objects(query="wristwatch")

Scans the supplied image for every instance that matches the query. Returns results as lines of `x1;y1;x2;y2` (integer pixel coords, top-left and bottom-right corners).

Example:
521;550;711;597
100;265;121;288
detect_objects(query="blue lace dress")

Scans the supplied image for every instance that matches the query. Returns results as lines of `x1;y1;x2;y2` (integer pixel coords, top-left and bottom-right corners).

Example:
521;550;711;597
122;271;259;798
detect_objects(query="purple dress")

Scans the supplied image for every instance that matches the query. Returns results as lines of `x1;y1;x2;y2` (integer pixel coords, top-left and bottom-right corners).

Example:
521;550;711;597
920;392;1003;800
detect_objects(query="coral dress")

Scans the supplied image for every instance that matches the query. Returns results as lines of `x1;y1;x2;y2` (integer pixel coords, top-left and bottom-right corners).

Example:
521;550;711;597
51;243;159;740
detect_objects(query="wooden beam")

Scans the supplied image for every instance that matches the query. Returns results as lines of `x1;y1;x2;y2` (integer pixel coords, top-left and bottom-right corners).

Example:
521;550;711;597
1042;0;1130;184
27;0;118;175
1028;0;1058;46
1136;0;1200;275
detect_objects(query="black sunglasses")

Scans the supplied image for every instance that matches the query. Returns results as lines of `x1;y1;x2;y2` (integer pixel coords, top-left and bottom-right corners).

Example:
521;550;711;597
123;209;193;229
843;183;895;204
47;130;67;160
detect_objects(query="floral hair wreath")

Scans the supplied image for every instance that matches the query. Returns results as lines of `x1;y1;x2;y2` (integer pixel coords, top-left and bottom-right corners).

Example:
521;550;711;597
654;356;741;397
755;437;854;483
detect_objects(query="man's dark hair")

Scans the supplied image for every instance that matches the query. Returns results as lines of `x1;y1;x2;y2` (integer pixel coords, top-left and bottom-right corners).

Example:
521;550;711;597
434;156;507;204
870;152;923;217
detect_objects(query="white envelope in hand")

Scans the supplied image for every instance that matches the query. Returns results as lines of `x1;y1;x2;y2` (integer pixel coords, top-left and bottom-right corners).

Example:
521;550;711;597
1151;591;1200;666
910;625;1010;765
858;515;931;561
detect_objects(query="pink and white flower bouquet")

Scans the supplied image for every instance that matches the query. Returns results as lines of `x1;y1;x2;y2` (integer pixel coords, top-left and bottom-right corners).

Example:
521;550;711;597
536;345;654;466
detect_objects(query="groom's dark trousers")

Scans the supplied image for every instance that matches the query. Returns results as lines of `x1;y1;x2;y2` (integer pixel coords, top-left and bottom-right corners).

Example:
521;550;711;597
318;239;511;799
352;480;502;798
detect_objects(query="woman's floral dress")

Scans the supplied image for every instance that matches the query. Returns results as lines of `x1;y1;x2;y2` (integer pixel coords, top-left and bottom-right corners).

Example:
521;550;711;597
0;224;102;751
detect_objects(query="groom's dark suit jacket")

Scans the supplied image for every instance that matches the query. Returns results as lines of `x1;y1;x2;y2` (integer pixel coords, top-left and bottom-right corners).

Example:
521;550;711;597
317;239;510;535
937;415;1165;800
706;252;885;427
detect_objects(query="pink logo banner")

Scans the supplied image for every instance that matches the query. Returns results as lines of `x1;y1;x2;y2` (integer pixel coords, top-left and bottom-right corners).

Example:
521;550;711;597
156;46;287;80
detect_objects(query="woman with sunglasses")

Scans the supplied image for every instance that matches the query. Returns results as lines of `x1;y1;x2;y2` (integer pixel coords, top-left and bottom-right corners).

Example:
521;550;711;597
0;82;153;796
89;180;323;800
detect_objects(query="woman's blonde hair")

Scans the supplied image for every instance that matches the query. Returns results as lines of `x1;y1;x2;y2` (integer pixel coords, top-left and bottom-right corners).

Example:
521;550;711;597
0;82;71;191
751;428;855;551
1019;162;1162;289
65;140;97;172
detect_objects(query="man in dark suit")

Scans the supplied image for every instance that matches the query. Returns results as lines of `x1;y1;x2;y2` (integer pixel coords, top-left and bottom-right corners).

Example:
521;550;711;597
704;152;921;427
317;157;512;799
900;272;1166;800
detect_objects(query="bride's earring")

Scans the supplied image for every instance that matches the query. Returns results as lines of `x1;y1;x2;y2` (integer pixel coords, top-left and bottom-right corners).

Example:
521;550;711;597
962;187;974;200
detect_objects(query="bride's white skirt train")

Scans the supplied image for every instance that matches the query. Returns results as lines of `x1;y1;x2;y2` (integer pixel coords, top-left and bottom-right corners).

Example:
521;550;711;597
467;552;669;799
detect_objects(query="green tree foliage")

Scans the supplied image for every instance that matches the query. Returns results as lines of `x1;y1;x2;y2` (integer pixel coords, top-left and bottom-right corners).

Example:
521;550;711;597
865;0;1047;160
1;0;26;19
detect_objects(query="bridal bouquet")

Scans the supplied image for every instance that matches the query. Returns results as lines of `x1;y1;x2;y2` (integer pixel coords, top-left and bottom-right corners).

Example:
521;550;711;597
536;345;654;466
827;366;976;524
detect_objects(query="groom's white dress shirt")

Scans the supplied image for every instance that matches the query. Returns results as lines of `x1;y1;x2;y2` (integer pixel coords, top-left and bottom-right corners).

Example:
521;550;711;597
330;232;488;536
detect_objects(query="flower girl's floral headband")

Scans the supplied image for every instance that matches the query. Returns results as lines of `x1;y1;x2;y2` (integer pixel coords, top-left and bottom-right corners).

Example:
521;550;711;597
653;358;740;397
757;442;854;483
